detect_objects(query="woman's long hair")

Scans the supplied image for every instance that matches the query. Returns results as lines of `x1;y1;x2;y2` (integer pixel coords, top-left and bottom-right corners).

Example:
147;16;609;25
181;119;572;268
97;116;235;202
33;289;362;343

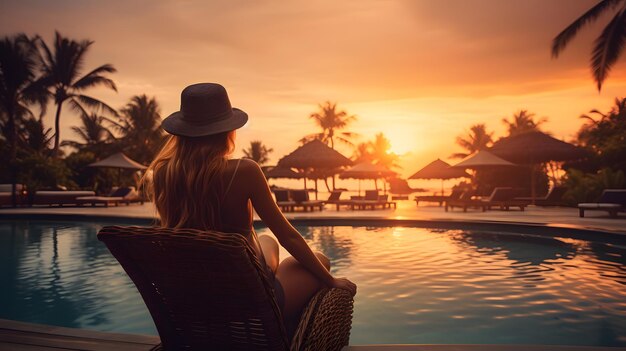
142;131;236;230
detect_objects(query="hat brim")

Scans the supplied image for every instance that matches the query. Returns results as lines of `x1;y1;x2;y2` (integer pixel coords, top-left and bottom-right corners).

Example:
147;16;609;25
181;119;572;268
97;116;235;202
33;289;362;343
161;108;248;137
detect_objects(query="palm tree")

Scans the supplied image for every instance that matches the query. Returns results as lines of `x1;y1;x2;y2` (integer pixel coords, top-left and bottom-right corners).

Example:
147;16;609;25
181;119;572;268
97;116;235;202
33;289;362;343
552;0;626;91
242;141;273;165
577;97;626;171
300;101;357;149
61;112;114;152
36;31;117;155
0;33;47;206
110;94;164;164
501;110;547;136
19;117;53;155
352;142;374;163
450;123;494;159
369;133;400;169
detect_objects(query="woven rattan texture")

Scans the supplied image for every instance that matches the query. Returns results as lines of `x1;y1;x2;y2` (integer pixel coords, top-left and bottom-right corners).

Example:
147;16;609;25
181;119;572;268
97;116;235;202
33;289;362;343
98;226;353;351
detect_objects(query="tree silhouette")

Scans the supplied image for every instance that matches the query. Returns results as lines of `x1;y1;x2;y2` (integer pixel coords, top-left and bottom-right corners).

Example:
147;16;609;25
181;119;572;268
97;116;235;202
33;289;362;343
0;33;47;206
450;123;494;159
242;140;273;165
61;112;114;154
36;31;117;155
552;0;626;91
352;133;400;169
501;110;547;136
577;97;626;172
109;94;164;164
300;101;357;149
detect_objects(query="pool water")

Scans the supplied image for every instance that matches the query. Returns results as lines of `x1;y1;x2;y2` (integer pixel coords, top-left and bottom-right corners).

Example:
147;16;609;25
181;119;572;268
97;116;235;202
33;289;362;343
1;221;625;346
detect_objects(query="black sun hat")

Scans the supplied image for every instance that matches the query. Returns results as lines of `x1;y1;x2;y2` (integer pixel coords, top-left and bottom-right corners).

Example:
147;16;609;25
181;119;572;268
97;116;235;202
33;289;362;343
161;83;248;137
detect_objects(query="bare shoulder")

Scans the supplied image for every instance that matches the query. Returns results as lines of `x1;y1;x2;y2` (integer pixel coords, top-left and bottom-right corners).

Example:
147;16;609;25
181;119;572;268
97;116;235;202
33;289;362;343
232;158;263;176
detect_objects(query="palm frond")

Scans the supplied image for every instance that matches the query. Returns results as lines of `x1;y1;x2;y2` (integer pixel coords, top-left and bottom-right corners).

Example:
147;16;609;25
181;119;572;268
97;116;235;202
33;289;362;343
591;8;626;90
552;0;624;57
73;65;117;92
75;94;118;116
67;98;89;116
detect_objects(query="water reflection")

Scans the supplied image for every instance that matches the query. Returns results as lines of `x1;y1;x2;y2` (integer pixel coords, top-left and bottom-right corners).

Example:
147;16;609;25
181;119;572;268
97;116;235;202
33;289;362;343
451;231;577;265
0;221;155;334
1;221;625;346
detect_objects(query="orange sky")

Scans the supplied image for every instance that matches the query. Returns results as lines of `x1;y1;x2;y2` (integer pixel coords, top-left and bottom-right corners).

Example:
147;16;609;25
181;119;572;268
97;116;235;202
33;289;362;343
2;0;626;178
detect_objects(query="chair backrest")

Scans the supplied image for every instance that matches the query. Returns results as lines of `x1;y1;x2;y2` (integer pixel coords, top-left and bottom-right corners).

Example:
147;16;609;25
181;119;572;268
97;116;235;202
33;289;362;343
291;190;309;203
274;189;290;202
110;186;132;197
448;189;464;200
487;187;514;202
97;226;289;350
599;189;626;206
327;190;342;201
364;190;379;201
388;178;413;194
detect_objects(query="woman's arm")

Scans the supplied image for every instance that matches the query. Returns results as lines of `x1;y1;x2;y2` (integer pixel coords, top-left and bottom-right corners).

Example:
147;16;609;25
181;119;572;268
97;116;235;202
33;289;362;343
247;162;335;286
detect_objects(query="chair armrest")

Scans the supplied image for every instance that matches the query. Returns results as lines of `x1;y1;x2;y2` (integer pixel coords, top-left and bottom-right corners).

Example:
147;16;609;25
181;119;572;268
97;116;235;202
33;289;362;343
291;288;354;351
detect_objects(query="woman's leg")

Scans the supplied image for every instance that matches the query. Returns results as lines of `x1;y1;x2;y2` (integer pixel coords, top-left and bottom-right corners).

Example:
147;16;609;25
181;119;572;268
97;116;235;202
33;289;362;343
258;234;279;273
275;252;331;339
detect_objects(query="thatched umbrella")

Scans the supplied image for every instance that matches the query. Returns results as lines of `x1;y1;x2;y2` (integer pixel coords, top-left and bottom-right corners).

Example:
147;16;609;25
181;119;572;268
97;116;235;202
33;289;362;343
489;131;587;202
264;166;304;179
278;140;353;198
450;150;516;170
88;152;147;184
339;162;396;195
489;131;587;164
409;159;471;196
278;139;353;169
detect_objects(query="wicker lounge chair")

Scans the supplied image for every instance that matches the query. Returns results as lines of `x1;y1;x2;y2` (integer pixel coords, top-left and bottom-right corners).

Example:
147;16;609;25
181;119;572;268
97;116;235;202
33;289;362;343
97;226;354;351
290;190;324;212
273;189;297;212
578;189;626;218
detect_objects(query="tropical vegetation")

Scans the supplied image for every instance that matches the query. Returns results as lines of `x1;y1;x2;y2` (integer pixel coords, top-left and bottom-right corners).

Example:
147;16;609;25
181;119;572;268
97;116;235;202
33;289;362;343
36;31;117;155
552;0;626;90
300;101;357;149
243;141;273;165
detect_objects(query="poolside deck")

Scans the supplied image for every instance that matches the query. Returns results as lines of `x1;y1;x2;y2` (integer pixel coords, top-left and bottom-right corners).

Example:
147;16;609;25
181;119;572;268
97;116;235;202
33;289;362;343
1;199;624;235
1;319;622;351
1;201;625;350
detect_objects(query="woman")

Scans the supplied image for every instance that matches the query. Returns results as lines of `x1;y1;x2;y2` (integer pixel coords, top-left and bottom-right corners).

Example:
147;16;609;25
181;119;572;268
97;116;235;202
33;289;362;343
144;83;356;339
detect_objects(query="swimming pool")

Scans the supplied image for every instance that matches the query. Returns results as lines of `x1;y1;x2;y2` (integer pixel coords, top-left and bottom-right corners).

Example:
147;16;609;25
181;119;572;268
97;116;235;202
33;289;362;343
1;220;625;346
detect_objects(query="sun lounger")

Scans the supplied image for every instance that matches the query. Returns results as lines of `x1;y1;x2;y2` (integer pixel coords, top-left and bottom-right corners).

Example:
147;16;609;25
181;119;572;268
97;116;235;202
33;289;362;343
417;189;464;207
0;184;26;207
350;190;396;210
482;187;529;211
290;189;324;212
324;190;354;210
98;226;354;350
33;190;96;206
273;189;297;212
578;189;626;218
445;190;486;212
388;178;422;200
515;186;567;206
76;187;142;207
